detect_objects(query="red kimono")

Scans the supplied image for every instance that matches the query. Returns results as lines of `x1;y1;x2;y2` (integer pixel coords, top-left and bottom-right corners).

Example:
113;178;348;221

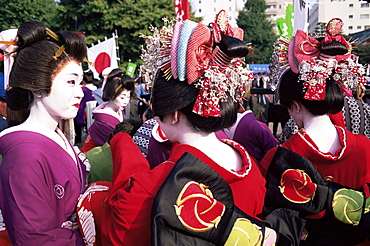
261;126;370;245
261;126;370;189
99;132;266;246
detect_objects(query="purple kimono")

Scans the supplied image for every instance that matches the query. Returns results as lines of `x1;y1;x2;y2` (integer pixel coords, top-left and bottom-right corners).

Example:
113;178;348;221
88;112;121;146
224;111;278;163
75;86;96;126
0;131;86;245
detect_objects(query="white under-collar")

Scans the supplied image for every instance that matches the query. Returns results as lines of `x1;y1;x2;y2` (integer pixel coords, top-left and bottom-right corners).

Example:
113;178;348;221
93;101;123;122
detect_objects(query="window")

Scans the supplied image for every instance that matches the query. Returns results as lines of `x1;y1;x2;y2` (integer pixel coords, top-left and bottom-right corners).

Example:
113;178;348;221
349;3;353;7
199;9;202;13
229;7;232;11
349;26;353;30
358;26;362;29
349;15;353;19
365;25;370;29
199;0;201;3
360;14;369;19
361;3;369;7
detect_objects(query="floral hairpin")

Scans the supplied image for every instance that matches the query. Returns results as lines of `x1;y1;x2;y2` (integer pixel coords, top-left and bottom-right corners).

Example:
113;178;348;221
270;18;367;100
140;11;254;117
140;18;174;89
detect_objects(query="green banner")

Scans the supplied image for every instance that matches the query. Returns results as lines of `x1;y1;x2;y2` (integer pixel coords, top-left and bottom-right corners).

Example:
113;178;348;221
126;62;137;77
285;4;294;37
276;4;294;38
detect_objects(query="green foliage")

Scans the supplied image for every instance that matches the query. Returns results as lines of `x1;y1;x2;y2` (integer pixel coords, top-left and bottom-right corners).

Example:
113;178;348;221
0;0;58;30
0;0;202;76
353;43;370;64
53;0;175;71
237;0;277;64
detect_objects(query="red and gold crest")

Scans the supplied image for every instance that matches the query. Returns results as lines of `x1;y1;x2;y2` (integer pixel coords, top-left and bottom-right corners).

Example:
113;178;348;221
175;181;225;232
279;169;317;203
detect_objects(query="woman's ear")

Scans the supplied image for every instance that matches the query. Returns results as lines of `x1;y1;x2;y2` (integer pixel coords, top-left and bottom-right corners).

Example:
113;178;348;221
291;100;301;114
171;111;180;125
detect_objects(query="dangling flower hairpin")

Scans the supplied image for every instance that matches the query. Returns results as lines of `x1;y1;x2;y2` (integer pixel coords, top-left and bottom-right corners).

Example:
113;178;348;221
140;10;254;117
270;18;368;100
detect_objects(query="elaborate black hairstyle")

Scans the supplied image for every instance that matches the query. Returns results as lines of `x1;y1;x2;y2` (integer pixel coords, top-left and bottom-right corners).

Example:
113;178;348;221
102;68;135;101
279;69;344;116
151;69;238;133
5;20;87;125
150;32;251;133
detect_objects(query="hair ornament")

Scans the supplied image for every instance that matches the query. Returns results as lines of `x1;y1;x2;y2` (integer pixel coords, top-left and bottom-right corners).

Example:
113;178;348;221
270;18;367;101
113;76;123;93
140;10;254;117
46;28;60;41
140;18;174;88
52;44;65;60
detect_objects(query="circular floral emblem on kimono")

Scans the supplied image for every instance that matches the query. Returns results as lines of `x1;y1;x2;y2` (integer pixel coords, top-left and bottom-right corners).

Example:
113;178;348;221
224;218;264;246
174;181;225;232
332;188;364;225
279;169;317;203
54;184;65;199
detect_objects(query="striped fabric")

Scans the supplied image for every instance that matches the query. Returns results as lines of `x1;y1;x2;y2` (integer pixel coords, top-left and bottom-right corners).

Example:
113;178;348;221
177;20;198;81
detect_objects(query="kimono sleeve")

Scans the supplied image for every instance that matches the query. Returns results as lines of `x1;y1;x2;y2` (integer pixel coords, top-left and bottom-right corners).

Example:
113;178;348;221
0;145;83;246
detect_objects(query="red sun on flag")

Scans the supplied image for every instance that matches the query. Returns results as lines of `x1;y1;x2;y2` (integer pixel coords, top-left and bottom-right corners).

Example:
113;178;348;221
88;36;118;78
94;52;111;74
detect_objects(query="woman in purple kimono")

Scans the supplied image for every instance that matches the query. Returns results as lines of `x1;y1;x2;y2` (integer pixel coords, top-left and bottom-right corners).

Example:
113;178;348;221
81;69;135;153
0;21;87;245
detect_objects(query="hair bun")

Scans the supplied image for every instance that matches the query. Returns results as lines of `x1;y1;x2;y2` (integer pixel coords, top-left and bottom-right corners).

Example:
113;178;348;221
17;21;47;49
218;34;250;58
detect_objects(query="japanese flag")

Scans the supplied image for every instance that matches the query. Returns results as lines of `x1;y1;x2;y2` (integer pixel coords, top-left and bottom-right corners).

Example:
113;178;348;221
88;37;119;78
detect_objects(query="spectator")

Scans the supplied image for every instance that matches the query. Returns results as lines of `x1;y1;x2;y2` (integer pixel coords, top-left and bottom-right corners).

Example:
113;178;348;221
74;68;97;144
81;68;135;152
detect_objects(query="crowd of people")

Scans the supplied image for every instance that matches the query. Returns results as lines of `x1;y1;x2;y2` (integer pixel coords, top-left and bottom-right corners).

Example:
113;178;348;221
0;12;369;246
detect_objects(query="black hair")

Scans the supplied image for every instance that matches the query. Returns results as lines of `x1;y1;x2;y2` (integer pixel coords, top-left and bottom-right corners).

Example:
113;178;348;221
102;68;135;101
83;69;94;84
108;119;143;142
150;33;249;133
217;34;250;58
6;20;87;126
316;37;349;56
279;69;344;115
151;70;238;133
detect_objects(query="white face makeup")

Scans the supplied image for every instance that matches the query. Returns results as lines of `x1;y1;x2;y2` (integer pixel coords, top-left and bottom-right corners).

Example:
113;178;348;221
111;89;131;111
41;61;84;121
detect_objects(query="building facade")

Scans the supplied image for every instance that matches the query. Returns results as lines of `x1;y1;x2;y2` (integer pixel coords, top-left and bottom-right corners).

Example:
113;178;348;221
189;0;247;26
308;0;370;35
189;0;292;34
265;0;293;33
